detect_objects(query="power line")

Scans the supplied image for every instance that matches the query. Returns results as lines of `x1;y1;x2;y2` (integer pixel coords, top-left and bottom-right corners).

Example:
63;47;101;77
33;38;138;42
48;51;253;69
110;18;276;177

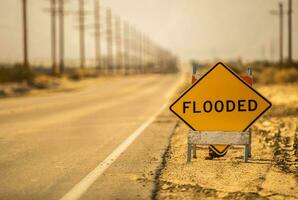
39;0;178;74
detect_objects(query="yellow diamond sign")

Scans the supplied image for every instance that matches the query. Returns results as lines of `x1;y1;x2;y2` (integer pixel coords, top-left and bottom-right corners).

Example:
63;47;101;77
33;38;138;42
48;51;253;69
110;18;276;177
170;62;272;155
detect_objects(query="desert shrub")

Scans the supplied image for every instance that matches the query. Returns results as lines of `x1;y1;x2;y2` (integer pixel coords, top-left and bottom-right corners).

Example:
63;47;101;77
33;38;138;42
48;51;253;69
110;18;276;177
255;67;275;84
33;75;60;89
83;69;99;78
255;67;298;84
67;68;99;80
273;68;298;83
67;69;83;80
0;64;35;83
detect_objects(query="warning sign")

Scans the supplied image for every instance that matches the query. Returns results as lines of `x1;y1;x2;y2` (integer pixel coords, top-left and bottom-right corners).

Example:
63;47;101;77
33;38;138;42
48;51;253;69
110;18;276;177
170;62;272;155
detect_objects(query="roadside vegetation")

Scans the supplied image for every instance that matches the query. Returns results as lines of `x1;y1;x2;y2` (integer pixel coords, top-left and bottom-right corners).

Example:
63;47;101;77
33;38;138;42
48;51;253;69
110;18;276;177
197;61;298;84
254;66;298;84
226;61;298;84
0;62;179;97
0;63;35;84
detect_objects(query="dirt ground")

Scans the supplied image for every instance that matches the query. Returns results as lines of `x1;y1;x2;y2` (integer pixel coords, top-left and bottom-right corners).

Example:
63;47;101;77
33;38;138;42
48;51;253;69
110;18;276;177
156;83;298;200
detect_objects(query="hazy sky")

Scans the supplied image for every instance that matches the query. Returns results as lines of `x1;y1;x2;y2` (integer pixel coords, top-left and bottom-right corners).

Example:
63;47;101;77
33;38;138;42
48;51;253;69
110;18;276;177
0;0;297;65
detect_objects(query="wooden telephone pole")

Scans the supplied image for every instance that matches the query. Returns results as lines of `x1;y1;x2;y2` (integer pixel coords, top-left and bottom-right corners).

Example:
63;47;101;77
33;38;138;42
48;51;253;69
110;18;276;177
130;26;137;72
115;16;123;73
271;2;284;64
123;22;130;74
44;0;66;74
50;0;58;74
78;0;86;69
70;0;92;70
137;31;144;73
22;0;29;68
58;0;65;73
94;0;101;69
288;0;292;64
271;0;294;65
279;3;284;64
82;0;101;70
106;8;113;73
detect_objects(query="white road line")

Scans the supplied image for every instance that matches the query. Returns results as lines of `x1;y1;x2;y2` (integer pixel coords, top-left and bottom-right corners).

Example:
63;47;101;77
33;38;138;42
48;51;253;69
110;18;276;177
59;104;167;200
59;75;184;200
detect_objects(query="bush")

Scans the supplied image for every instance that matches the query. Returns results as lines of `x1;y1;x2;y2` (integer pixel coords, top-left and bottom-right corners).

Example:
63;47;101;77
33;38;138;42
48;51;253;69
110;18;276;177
68;69;83;80
255;67;298;84
0;64;35;83
67;68;99;81
274;68;298;83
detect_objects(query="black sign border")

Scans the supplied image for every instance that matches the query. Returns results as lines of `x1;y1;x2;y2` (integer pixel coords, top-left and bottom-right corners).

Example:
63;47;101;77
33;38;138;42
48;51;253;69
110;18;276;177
169;62;272;133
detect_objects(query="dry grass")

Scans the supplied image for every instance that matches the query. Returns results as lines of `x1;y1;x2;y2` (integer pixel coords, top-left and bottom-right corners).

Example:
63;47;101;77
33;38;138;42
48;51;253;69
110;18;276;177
0;64;35;83
67;68;99;80
255;67;298;84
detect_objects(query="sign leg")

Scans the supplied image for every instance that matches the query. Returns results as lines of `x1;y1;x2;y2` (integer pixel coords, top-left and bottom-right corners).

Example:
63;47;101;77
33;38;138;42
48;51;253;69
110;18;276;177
187;142;192;162
192;144;197;159
248;128;252;158
244;145;248;162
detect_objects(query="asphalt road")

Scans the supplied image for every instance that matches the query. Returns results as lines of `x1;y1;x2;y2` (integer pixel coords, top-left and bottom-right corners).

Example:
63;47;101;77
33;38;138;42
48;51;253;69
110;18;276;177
0;74;181;200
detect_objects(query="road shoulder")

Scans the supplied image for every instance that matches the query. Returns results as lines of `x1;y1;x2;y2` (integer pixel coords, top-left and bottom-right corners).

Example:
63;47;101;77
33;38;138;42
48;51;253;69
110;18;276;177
155;83;298;200
81;110;179;200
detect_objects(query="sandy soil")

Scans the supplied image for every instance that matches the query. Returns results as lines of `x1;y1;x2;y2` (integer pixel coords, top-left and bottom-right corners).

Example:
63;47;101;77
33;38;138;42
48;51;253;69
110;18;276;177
156;83;298;200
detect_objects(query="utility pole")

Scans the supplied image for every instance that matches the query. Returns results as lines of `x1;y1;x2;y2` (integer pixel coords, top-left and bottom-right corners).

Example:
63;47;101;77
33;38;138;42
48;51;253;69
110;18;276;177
270;3;284;64
58;0;65;73
142;34;148;73
22;0;29;68
115;16;122;74
288;0;292;64
123;22;130;75
137;30;143;73
143;36;149;71
139;32;144;73
70;0;90;70
78;0;86;69
131;26;136;73
94;0;101;69
106;8;113;73
270;39;275;61
50;0;58;74
279;2;284;64
135;30;141;73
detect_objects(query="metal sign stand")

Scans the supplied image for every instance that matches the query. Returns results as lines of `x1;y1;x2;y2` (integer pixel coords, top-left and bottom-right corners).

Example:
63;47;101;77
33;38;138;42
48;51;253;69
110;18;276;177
187;129;252;162
187;64;253;162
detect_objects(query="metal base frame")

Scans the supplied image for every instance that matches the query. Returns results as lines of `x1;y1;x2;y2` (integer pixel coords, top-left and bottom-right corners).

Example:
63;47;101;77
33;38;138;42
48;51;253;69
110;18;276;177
187;129;252;162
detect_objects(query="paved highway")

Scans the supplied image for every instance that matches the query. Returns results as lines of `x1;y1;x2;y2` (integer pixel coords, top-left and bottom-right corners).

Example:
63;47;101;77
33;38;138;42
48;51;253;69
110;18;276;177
0;74;181;200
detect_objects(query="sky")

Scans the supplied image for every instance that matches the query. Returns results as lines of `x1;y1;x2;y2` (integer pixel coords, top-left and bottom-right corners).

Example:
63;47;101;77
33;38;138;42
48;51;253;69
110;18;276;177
0;0;297;65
